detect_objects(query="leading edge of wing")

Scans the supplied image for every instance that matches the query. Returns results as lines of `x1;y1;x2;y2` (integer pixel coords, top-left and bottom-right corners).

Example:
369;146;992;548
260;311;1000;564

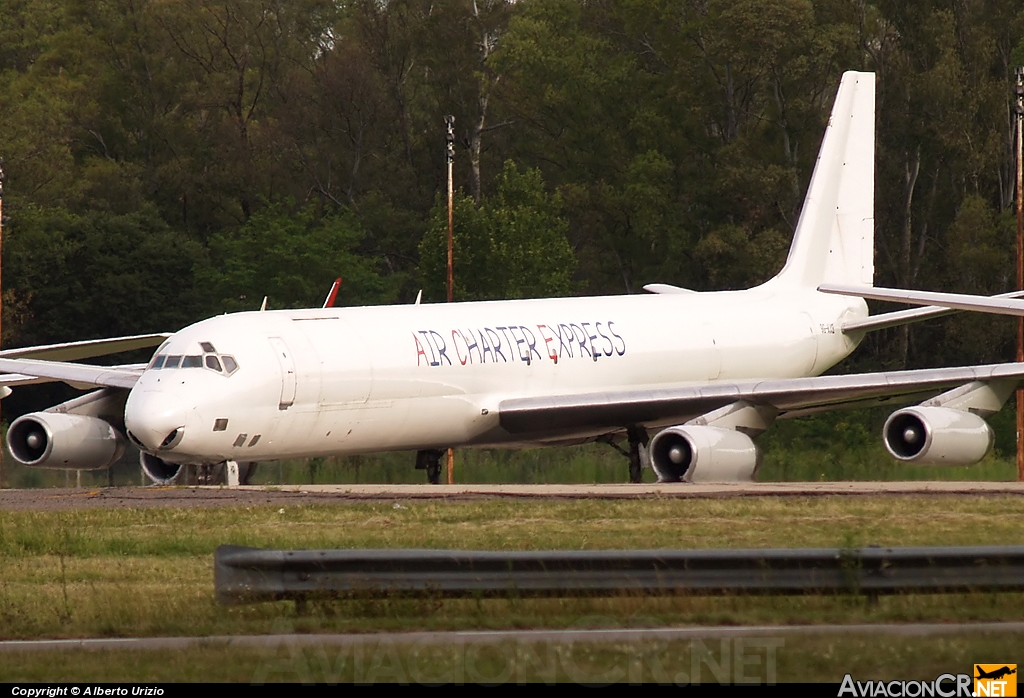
0;333;170;362
497;363;1024;435
0;357;142;390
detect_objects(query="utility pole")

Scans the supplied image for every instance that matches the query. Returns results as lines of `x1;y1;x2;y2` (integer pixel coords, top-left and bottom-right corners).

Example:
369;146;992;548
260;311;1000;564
0;159;5;489
445;115;456;486
1015;67;1024;482
446;115;455;305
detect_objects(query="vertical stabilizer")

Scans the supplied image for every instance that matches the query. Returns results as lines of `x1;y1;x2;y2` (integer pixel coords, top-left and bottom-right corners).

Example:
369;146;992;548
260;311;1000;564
772;72;875;289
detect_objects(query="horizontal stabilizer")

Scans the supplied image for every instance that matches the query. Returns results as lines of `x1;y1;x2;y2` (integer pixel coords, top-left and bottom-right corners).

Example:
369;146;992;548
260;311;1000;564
642;284;696;295
840;290;1024;333
820;284;1024;318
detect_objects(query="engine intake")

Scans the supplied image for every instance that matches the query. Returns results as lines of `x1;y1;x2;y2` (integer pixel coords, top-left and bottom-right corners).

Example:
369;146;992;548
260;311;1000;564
140;453;184;484
883;406;993;465
648;425;759;482
7;413;125;470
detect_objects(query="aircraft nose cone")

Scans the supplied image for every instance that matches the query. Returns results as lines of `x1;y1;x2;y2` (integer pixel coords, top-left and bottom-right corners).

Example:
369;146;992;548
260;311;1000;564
125;390;187;452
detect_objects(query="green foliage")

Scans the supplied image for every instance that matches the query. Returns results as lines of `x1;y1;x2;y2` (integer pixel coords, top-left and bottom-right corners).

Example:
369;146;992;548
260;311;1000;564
3;205;207;344
200;203;392;312
2;0;1024;468
694;225;790;290
1012;39;1024;69
1;0;1021;358
939;195;1016;365
419;161;576;301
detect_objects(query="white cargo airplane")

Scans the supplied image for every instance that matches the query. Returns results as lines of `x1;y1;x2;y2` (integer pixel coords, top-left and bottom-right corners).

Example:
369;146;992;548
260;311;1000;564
4;71;1024;485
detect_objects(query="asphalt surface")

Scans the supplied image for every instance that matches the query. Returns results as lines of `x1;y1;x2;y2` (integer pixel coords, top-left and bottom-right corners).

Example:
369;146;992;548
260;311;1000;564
1;481;1023;511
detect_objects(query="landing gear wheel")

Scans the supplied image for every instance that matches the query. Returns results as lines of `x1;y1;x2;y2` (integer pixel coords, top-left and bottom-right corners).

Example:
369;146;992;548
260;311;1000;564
197;463;225;485
627;425;649;484
427;461;441;485
415;449;445;485
239;462;258;485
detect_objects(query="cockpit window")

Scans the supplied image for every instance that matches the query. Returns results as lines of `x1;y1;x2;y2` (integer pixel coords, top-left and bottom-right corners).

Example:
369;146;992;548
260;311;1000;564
200;342;217;353
147;347;237;375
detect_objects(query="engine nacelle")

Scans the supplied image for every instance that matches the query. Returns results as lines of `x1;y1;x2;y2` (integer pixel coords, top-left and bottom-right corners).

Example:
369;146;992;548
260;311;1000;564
648;425;760;482
883;406;993;465
7;413;125;470
140;453;184;484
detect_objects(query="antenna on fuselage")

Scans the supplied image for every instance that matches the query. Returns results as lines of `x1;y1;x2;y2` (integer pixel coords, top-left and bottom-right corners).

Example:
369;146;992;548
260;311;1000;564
415;289;422;305
259;296;268;312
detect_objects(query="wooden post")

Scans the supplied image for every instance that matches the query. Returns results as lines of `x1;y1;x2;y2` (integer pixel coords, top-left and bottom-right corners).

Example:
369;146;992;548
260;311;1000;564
445;116;456;485
1015;67;1024;482
0;158;5;490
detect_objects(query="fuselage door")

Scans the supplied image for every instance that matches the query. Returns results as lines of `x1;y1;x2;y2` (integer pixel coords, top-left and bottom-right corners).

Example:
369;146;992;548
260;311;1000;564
269;336;296;409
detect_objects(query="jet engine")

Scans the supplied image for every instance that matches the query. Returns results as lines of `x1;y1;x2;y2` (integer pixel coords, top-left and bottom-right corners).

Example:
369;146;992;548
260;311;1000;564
7;413;126;470
648;425;759;482
140;452;183;484
883;406;993;465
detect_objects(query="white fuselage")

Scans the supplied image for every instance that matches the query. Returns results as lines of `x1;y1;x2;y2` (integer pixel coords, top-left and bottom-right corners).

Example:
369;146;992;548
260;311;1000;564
123;285;867;465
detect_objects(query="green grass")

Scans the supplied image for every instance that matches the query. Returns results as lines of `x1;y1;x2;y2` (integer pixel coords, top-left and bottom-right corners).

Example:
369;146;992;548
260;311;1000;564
0;496;1023;642
1;495;1023;681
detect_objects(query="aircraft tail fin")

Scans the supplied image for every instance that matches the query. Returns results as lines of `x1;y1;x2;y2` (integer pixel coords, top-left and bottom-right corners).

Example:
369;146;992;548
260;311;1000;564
771;71;875;290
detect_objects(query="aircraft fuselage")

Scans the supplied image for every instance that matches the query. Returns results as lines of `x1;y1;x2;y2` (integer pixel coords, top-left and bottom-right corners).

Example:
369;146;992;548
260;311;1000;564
124;285;866;465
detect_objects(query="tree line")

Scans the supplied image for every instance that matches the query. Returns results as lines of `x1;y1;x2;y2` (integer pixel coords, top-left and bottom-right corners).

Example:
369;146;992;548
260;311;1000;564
1;0;1023;388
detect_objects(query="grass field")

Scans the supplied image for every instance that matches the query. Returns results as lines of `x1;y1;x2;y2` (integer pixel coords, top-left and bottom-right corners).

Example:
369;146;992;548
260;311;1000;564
0;494;1022;682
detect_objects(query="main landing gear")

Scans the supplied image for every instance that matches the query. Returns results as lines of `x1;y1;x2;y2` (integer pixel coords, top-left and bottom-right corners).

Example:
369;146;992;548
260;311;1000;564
599;425;649;483
415;449;445;484
164;462;257;485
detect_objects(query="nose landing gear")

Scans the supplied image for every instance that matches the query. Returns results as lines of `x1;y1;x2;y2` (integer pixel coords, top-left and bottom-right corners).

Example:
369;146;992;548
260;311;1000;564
415;449;445;484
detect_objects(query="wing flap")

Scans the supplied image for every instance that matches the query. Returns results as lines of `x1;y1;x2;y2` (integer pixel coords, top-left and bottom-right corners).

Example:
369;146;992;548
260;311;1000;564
498;363;1024;436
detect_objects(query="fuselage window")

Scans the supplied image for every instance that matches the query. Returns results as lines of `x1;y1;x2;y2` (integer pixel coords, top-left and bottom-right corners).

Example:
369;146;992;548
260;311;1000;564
205;355;223;372
222;356;239;374
165;355;183;369
149;355;166;370
182;355;203;368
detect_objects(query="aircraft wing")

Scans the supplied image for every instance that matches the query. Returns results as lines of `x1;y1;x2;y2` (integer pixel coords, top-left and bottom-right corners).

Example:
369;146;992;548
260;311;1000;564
0;333;169;362
498;363;1024;436
0;333;164;392
0;358;143;390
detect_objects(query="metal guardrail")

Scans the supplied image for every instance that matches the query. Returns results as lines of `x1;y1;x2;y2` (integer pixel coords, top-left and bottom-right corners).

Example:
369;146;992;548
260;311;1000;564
214;545;1024;605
